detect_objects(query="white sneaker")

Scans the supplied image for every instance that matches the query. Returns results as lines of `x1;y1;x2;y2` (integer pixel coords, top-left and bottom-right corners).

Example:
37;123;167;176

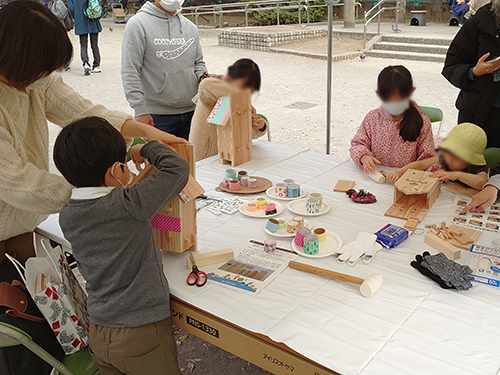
83;63;91;76
90;66;101;73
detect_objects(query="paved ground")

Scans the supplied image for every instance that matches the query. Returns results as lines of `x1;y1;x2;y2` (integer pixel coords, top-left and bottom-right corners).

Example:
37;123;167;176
48;18;461;373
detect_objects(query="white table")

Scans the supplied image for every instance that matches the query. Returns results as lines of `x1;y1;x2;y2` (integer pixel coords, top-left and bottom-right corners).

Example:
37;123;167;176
38;142;500;375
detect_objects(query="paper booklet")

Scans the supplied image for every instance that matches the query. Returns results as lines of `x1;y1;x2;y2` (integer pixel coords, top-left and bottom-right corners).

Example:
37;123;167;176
448;195;500;234
204;241;297;295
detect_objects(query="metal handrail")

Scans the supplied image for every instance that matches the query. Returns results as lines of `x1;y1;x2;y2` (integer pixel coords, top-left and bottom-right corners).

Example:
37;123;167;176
182;0;361;27
363;0;405;48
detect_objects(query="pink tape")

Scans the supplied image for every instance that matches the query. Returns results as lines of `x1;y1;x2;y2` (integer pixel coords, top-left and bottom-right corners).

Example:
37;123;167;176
151;215;182;233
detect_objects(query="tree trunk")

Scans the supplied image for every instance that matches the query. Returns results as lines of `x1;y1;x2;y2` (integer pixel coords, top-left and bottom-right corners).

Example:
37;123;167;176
344;0;355;28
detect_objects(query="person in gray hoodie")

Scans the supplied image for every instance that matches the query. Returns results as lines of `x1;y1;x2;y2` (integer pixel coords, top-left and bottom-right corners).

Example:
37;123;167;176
121;0;207;140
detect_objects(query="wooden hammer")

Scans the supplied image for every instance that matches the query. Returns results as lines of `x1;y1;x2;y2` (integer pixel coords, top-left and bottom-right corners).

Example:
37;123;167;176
288;261;383;297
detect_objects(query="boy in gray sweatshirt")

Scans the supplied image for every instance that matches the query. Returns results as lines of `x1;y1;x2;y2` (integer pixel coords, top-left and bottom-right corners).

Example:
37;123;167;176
54;116;189;375
121;0;207;140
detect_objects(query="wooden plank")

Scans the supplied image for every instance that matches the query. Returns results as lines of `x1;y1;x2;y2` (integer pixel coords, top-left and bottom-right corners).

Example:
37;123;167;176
385;193;429;221
442;183;480;198
424;232;462;260
394;169;439;195
447;225;482;250
333;180;355;192
186;248;234;269
230;90;253;167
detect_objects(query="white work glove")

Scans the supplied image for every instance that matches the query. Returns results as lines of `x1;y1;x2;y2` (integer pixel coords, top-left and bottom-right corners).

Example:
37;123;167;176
334;233;382;266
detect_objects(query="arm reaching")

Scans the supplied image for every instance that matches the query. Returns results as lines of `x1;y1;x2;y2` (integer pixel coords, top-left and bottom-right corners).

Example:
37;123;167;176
431;171;488;190
386;156;439;182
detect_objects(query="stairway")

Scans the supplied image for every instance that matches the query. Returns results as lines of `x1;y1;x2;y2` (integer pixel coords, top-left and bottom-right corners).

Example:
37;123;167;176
366;34;453;62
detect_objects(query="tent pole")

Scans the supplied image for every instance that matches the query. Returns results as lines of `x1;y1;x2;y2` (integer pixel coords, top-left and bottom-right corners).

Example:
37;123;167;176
326;2;333;154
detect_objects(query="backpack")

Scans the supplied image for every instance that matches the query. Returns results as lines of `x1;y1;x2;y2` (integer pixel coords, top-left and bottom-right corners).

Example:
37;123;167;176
85;0;102;19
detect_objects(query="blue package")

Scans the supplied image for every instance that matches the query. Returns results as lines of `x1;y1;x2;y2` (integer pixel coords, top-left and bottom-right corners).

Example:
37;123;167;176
375;224;409;249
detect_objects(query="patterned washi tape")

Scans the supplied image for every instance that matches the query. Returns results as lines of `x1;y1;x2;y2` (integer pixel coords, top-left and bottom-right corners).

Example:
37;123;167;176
294;226;312;247
247;178;257;188
313;228;327;242
287;220;299;234
275;183;287;198
306;198;319;214
309;193;323;208
237;170;248;181
264;239;276;253
255;197;267;209
304;235;319;255
229;180;240;191
266;219;280;232
265;203;277;215
225;168;237;179
278;219;286;229
241;176;250;186
222;177;231;188
287;184;300;198
283;179;295;186
292;216;304;227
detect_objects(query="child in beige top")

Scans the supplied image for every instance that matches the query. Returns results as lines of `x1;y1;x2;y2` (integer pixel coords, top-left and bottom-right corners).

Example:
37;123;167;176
190;59;267;161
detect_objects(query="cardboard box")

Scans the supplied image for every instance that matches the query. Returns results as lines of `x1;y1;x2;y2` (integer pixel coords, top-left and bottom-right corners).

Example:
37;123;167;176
460;245;500;287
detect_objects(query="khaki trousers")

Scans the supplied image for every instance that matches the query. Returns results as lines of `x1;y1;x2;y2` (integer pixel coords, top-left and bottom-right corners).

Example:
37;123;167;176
0;232;35;265
89;317;181;375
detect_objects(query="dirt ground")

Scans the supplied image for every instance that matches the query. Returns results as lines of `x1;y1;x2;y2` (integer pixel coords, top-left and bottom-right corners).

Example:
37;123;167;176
272;36;364;55
47;17;461;373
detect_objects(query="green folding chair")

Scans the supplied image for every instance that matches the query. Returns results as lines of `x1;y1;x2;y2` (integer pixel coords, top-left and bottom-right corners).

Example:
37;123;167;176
0;322;98;375
484;148;500;170
419;105;445;136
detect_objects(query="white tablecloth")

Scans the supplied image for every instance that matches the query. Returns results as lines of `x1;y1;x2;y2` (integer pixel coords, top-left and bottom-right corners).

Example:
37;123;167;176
38;142;500;375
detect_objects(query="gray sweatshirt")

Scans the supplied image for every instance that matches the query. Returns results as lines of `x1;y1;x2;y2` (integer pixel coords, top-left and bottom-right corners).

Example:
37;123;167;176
59;142;190;328
121;3;207;117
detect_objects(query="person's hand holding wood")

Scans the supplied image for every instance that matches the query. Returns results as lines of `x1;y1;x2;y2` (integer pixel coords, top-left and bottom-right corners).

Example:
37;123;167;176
473;53;500;77
360;155;381;173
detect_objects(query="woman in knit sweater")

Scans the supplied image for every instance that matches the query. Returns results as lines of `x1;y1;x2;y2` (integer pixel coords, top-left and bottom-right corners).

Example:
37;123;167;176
0;1;186;264
190;59;268;161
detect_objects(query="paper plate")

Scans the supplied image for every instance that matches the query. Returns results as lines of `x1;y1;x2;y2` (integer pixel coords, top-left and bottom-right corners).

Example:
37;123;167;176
219;176;272;194
265;187;307;201
264;217;313;238
239;201;284;218
287;198;331;217
291;231;343;258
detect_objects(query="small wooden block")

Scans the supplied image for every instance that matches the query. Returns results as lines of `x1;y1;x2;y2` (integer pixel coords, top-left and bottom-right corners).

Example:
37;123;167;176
447;225;482;250
404;218;420;232
186;248;234;269
425;224;433;229
334;180;355;192
424;232;462;260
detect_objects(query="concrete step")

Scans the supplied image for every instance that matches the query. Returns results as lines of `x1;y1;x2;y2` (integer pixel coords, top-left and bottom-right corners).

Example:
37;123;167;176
381;34;453;46
366;49;445;62
373;41;449;55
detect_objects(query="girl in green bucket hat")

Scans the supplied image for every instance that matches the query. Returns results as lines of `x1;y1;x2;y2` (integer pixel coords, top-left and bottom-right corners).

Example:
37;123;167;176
387;123;489;189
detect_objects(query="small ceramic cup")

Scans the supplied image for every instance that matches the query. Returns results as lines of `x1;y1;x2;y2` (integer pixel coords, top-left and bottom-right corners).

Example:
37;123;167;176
275;183;287;198
313;228;327;242
265;219;280;232
264;239;276;253
306;198;319;214
238;170;248;181
304;235;319;255
309;193;323;208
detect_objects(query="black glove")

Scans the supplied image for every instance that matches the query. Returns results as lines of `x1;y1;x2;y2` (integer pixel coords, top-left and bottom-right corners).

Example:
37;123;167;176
411;252;455;289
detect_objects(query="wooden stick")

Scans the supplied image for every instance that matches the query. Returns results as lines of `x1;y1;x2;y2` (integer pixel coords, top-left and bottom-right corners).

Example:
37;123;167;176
288;261;364;285
449;229;462;237
425;224;433;228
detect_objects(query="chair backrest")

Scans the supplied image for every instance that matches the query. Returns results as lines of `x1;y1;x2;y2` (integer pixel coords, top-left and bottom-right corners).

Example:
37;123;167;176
484;147;500;170
419;105;445;136
0;322;30;348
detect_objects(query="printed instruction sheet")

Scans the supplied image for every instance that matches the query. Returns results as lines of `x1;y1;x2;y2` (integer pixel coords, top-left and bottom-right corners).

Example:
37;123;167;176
205;241;297;295
448;195;500;234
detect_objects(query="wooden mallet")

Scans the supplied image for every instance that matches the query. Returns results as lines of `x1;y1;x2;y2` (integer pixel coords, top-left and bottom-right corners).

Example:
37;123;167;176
288;261;383;297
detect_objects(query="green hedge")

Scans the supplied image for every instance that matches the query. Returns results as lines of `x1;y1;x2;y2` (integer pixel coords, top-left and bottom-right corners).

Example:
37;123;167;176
244;0;327;25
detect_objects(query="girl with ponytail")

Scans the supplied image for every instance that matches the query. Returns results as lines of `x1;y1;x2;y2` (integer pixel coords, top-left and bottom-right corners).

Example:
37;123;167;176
350;65;436;173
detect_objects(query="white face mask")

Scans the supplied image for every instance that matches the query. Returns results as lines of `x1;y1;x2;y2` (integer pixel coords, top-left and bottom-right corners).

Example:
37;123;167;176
27;76;50;90
159;0;184;12
382;100;410;116
111;162;133;188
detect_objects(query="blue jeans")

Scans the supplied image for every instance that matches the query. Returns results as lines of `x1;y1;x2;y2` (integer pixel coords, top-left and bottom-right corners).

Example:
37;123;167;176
151;111;194;141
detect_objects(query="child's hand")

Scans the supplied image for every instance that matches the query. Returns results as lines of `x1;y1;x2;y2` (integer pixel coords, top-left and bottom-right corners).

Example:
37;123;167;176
431;170;457;183
130;144;147;165
252;115;266;130
386;170;402;182
361;155;381;173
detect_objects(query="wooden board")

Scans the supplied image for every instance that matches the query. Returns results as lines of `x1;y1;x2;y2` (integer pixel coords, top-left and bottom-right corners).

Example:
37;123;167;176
219;176;272;194
442;183;480;198
394;169;440;195
447;225;482;250
186;248;234;269
385;193;429;221
333;180;355;192
424;232;462;260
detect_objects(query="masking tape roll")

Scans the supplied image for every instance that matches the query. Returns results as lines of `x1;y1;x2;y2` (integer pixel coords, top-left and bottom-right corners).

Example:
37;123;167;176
287;220;299;234
264;239;276;253
292;216;304;227
313;228;327;242
247;178;257;188
309;193;323;208
294;226;312;247
246;203;258;211
229;180;240;191
304;235;319;255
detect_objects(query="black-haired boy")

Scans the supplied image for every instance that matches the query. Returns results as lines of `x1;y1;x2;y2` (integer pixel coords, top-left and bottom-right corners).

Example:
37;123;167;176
54;116;189;375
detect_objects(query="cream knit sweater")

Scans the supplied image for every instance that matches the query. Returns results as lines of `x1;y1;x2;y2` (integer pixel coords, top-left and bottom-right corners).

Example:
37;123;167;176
189;78;266;162
0;74;131;241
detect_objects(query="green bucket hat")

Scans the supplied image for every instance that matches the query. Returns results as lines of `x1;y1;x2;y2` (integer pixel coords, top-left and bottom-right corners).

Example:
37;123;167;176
439;123;487;166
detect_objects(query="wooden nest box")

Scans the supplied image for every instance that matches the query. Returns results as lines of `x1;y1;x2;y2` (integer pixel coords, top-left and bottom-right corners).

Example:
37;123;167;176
385;169;440;222
207;90;253;167
129;144;204;253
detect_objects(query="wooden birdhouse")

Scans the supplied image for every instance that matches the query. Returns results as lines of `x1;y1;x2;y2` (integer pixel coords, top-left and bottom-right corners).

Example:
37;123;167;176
129;144;204;253
385;169;441;222
207;90;253;167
